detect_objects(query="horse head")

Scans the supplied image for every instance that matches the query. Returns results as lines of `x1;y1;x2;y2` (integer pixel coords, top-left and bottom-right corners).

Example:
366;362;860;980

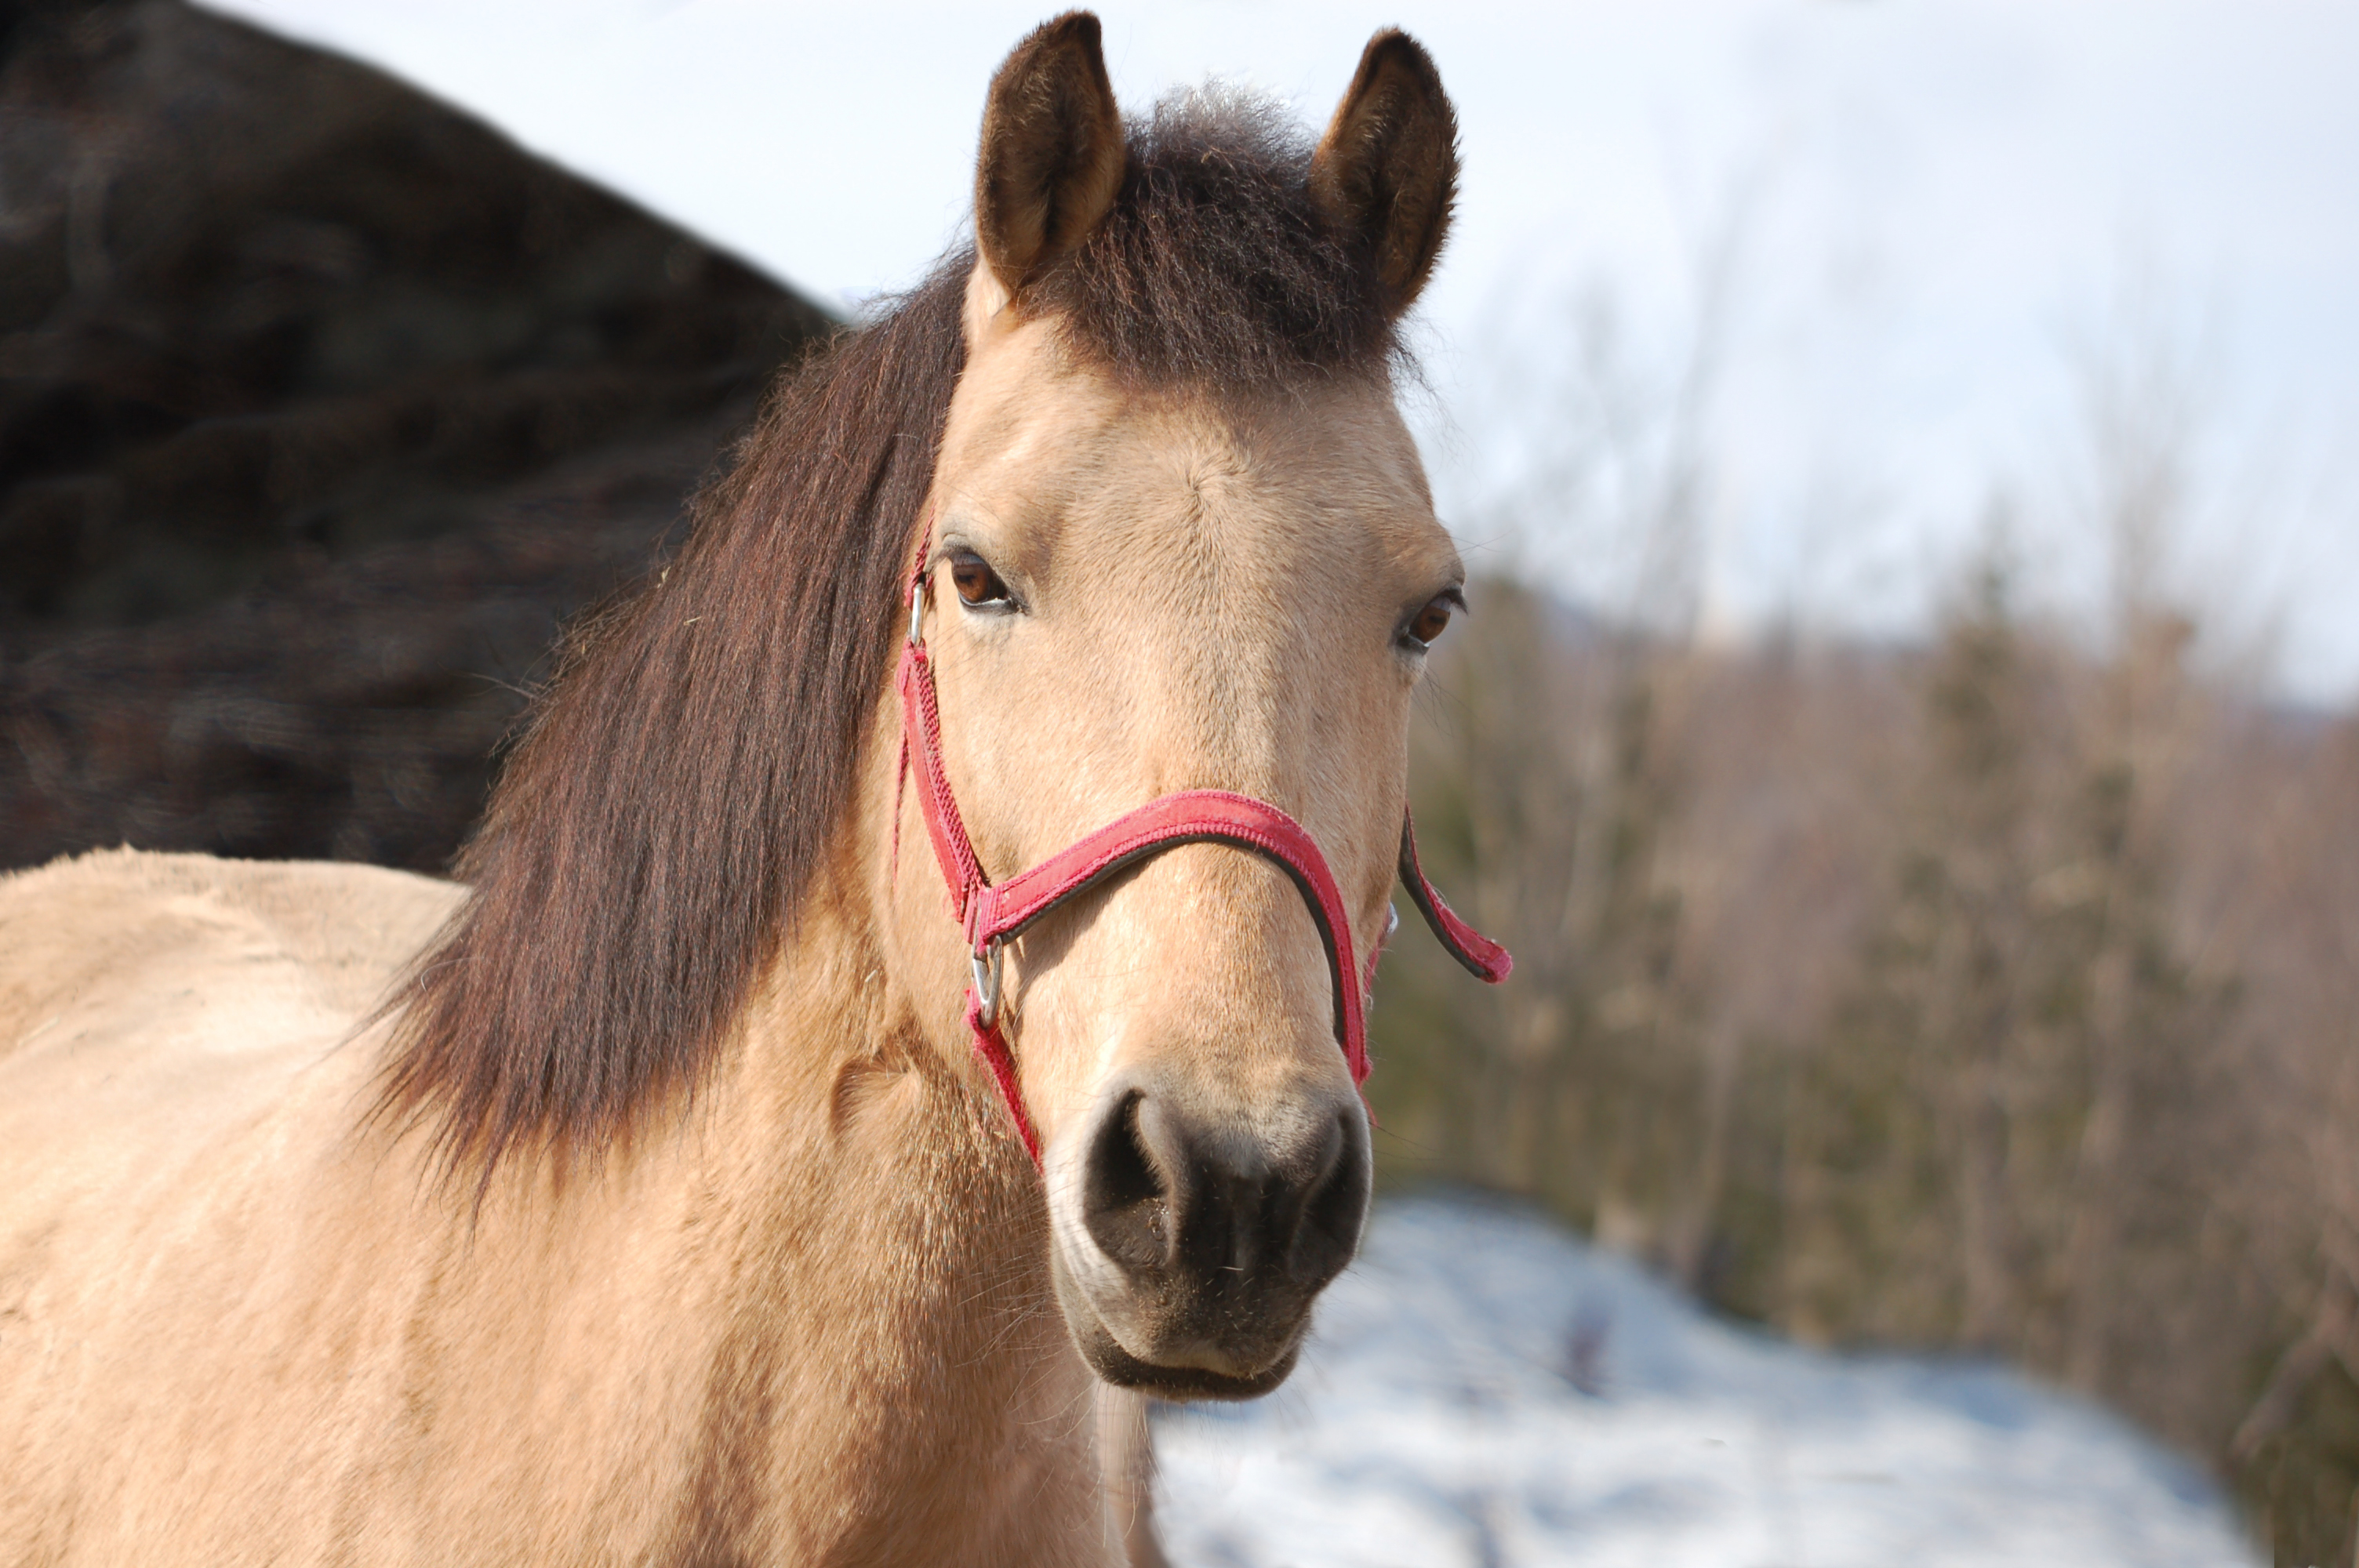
881;13;1478;1400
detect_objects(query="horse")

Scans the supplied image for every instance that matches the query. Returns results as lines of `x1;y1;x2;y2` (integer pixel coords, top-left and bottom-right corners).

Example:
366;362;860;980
0;14;1505;1564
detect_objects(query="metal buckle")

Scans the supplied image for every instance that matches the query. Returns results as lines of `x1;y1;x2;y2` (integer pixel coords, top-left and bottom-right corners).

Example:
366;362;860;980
907;577;926;645
972;938;1005;1029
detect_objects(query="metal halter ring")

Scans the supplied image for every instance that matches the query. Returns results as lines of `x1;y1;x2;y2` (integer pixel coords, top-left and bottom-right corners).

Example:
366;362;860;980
971;938;1005;1029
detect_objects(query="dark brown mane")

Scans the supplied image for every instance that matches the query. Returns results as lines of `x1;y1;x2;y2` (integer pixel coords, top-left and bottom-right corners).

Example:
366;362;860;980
377;92;1409;1181
1033;90;1400;387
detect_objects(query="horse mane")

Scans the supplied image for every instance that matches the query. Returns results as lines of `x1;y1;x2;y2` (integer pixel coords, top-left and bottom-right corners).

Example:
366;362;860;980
376;90;1408;1183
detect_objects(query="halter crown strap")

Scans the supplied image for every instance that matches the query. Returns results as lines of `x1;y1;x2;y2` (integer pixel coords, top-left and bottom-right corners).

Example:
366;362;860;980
897;548;1509;1165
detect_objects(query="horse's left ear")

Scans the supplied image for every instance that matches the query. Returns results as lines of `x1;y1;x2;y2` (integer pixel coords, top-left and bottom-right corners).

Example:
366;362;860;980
1309;30;1459;320
974;12;1125;299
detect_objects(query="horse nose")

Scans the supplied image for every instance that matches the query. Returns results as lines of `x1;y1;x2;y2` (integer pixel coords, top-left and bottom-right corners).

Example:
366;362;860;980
1078;1082;1369;1350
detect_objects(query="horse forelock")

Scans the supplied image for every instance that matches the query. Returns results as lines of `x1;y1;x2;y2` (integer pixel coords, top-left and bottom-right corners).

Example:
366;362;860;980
1034;86;1408;388
373;90;1414;1186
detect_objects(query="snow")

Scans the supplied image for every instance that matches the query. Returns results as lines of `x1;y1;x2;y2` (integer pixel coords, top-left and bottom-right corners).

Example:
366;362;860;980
1152;1192;2258;1568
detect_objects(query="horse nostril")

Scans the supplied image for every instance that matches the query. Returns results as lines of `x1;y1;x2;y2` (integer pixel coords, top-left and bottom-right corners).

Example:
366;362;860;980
1082;1091;1175;1272
1288;1109;1370;1290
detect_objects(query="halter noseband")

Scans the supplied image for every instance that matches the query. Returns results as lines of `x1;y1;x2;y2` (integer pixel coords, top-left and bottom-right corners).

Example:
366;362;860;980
895;539;1510;1163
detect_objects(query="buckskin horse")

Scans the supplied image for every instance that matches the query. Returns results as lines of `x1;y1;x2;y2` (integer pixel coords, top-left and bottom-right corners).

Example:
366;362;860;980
0;14;1507;1564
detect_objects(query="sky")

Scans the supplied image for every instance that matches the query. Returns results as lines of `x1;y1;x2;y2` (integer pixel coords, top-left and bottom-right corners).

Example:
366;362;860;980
202;0;2359;702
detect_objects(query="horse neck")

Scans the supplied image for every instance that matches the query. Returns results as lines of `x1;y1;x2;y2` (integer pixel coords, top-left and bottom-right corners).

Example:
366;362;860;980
384;790;1097;1561
581;828;1103;1557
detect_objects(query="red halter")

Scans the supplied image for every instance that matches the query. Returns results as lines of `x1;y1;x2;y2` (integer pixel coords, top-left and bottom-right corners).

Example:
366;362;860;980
895;543;1510;1163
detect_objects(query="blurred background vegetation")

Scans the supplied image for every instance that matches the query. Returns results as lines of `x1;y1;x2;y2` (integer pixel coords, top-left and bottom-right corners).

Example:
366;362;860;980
1369;270;2359;1564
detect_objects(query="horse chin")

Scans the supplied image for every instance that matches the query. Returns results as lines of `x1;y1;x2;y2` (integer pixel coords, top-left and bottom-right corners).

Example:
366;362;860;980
1057;1288;1307;1403
1045;1238;1311;1402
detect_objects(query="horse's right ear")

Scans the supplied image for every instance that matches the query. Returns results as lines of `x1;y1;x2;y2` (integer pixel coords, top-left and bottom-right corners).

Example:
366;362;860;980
973;12;1125;301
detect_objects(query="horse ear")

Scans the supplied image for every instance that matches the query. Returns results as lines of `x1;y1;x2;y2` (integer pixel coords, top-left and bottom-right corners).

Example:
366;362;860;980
1309;30;1459;319
974;12;1125;298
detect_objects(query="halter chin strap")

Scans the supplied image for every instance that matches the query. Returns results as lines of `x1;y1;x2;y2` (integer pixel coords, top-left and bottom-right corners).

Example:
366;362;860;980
895;545;1510;1164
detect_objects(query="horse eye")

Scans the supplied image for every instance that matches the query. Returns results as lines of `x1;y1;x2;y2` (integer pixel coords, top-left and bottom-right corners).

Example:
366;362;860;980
950;554;1011;608
1404;594;1456;649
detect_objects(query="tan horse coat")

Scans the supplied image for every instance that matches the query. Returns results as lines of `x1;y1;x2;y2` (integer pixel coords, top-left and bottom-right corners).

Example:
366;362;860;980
0;847;1123;1563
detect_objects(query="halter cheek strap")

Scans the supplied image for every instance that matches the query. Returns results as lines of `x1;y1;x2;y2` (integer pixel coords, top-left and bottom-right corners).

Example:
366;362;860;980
896;546;1510;1164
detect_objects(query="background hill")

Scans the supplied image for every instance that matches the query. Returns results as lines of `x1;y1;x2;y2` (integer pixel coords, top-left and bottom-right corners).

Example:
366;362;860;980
0;0;832;871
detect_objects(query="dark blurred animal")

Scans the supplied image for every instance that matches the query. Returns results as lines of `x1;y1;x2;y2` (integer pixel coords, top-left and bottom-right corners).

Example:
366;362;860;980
0;16;1493;1563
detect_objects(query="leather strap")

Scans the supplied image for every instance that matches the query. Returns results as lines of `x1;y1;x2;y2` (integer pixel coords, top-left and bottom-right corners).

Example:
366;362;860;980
897;546;1509;1164
976;787;1370;1080
1398;813;1512;983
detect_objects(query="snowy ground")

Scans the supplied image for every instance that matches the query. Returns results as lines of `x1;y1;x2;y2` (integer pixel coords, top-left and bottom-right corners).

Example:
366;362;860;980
1152;1192;2258;1568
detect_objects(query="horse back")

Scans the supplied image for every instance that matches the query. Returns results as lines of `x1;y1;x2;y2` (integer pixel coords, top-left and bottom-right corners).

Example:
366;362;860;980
0;848;458;1066
0;849;460;1563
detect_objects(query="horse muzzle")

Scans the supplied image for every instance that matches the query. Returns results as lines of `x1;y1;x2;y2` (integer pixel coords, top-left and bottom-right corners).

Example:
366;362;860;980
1049;1069;1370;1399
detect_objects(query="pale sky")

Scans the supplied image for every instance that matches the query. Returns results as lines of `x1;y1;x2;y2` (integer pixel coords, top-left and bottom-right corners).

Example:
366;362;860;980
202;1;2359;702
